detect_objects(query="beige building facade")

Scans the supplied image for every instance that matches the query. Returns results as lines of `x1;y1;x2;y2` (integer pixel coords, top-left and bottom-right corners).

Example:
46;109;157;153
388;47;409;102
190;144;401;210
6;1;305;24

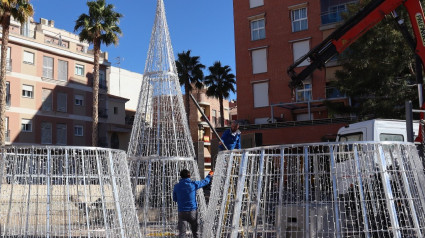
4;17;129;148
186;88;232;168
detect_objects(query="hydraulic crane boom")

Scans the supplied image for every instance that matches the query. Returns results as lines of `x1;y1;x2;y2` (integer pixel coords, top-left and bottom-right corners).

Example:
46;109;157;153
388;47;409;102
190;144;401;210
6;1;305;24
287;0;425;98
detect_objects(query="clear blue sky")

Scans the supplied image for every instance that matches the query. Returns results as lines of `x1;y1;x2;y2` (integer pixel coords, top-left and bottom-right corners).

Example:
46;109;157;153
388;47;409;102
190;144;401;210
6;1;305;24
31;0;236;100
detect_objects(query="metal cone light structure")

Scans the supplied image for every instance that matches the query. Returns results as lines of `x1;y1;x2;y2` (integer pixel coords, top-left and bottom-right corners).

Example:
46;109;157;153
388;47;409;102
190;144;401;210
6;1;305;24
0;146;141;237
127;0;206;236
128;0;194;158
204;142;425;238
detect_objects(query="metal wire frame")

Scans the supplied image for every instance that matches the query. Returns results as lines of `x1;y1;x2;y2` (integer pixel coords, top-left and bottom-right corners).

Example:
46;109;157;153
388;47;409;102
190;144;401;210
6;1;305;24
127;0;194;158
204;142;425;238
128;156;207;237
0;146;141;238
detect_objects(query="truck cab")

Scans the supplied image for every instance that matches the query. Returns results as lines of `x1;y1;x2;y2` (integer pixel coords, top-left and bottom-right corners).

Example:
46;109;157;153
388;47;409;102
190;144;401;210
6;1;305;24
336;119;419;142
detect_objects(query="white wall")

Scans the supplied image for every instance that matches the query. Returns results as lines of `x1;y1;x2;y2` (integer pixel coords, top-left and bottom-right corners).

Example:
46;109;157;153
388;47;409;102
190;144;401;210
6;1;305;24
109;66;143;111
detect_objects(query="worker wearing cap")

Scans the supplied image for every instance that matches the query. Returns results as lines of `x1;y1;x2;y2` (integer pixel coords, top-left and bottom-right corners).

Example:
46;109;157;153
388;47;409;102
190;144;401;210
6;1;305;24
173;169;213;238
219;120;241;150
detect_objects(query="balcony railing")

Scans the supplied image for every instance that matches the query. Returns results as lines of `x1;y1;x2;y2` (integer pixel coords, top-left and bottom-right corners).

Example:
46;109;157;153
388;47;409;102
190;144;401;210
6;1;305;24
6;93;10;107
20;29;35;39
5;130;9;142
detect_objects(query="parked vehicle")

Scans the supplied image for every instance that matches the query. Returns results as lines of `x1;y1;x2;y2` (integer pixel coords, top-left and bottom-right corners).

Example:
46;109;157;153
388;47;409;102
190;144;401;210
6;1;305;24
336;119;419;142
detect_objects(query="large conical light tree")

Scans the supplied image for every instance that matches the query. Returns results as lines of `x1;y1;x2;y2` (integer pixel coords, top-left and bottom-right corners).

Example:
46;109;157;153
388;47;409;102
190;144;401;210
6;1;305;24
127;0;206;236
0;0;33;145
74;0;122;146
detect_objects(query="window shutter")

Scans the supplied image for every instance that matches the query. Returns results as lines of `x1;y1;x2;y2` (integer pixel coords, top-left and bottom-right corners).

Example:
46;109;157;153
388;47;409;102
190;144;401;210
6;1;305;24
249;0;264;8
23;51;34;64
41;122;52;144
22;85;33;92
253;82;269;107
252;48;267;74
56;124;67;145
43;56;53;78
58;60;68;81
293;40;310;66
57;93;67;112
42;89;52;111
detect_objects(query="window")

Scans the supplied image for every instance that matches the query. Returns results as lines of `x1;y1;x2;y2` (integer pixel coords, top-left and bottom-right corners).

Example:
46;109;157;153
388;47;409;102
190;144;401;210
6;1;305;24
75;95;84;106
296;113;313;121
6;82;10;106
114;107;118;114
21;119;32;132
249;0;264;8
74;125;83;136
380;133;404;142
56;124;67;145
57;92;67;112
326;83;343;99
291;8;308;32
296;83;312;102
293;40;310;67
99;70;106;89
253;82;269;107
75;64;84;76
58;60;68;81
212;110;217;126
251;18;265;41
41;122;52;144
339;133;363;142
255;118;269;124
251;48;267;74
23;51;34;64
22;84;33;98
42;89;53;111
43;56;53;79
5;117;9;142
321;4;347;25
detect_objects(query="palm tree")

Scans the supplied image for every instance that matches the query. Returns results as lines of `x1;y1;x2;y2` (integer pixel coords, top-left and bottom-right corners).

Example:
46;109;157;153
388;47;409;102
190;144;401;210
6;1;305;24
0;0;33;145
75;0;122;146
204;61;236;127
176;50;205;126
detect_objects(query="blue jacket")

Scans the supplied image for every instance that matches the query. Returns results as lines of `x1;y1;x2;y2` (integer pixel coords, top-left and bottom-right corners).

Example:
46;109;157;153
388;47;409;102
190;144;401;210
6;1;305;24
173;175;212;212
219;129;241;150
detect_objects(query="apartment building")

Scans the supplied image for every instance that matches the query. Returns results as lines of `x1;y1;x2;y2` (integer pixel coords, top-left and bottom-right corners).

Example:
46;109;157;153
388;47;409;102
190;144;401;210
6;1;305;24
4;17;129;148
108;66;144;150
233;0;355;145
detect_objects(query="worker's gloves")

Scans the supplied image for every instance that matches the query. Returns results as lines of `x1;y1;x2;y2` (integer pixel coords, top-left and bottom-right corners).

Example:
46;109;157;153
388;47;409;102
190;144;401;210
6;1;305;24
208;171;214;176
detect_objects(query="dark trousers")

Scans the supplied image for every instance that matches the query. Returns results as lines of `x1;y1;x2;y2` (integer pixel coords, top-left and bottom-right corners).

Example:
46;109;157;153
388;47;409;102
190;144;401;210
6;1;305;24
178;210;199;238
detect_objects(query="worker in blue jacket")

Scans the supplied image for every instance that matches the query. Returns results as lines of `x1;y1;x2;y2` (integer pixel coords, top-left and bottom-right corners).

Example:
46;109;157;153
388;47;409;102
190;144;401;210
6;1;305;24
219;120;241;150
173;169;213;238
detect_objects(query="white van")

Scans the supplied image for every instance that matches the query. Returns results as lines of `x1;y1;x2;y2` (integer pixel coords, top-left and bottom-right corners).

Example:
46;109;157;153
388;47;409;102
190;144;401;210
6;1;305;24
336;119;419;142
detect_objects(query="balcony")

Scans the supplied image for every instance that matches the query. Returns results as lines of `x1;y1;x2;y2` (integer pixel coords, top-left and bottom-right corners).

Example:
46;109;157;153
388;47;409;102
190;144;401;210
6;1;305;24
5;130;9;143
6;93;10;107
99;108;108;118
20;29;35;39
